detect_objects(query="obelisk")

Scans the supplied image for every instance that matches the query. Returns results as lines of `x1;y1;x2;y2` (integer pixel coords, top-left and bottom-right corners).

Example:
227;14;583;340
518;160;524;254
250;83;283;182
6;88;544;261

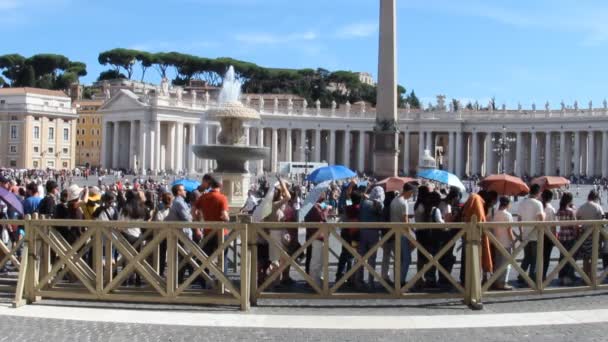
373;0;399;177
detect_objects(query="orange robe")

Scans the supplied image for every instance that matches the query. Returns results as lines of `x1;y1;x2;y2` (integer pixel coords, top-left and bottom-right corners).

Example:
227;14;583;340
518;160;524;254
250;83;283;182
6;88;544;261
463;194;493;273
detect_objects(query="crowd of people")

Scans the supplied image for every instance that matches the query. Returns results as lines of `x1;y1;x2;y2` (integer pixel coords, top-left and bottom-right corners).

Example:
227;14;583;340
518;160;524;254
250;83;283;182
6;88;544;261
1;169;608;293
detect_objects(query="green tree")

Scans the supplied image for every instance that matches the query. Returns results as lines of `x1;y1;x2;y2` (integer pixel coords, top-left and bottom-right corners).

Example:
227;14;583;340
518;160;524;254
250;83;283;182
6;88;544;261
407;90;420;108
97;69;126;81
0;54;26;86
136;51;154;82
98;48;138;79
18;65;36;87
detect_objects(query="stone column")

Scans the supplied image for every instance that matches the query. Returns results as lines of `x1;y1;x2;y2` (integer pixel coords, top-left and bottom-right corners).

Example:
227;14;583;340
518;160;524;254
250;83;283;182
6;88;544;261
574;131;581;176
544;132;552;176
286;128;293;163
100;121;108;168
418;132;425;167
588;131;595;177
329;129;336;165
358;130;366;172
155;121;161;172
344;129;351;168
447;131;455;173
175;122;184;173
560;131;567;176
168;122;176;171
402;131;410;175
112;122;120;169
373;0;399;177
516;132;523;177
472;132;479;175
456;131;463;177
257;126;264;175
129;121;137;170
530;131;538;176
189;124;196;174
298;129;305;162
139;121;148;175
271;128;278;173
485;132;494;175
602;131;608;178
148;121;156;174
314;129;322;162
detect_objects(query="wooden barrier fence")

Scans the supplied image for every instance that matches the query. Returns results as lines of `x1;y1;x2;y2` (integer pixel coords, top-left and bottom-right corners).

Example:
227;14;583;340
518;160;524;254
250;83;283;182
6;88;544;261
1;217;606;311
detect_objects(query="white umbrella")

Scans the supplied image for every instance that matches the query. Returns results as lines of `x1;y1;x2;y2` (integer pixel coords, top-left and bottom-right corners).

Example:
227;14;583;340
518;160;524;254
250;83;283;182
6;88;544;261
252;182;276;222
298;180;332;222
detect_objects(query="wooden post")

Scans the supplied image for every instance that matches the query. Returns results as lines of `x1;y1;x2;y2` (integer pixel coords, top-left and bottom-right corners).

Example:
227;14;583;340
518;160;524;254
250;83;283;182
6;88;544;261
39;215;50;284
94;227;103;297
322;226;330;296
239;226;250;311
591;224;600;289
394;226;402;297
12;216;29;308
249;224;258;306
24;215;37;303
536;225;544;293
466;216;483;310
166;230;176;297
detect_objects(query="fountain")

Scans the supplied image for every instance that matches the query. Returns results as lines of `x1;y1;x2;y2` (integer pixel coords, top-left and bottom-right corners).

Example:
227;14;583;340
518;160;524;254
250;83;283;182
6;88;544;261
192;66;270;209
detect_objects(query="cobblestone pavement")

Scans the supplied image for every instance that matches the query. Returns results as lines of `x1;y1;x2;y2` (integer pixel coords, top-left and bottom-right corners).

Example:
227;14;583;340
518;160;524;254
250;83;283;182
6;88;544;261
0;315;605;342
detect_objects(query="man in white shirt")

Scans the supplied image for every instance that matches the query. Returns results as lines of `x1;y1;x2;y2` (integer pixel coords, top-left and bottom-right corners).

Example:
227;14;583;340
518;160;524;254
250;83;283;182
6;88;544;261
517;184;545;283
382;182;416;287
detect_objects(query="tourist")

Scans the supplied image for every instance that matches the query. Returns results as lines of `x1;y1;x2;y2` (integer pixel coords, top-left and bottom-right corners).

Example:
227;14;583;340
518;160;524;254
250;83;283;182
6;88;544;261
336;180;361;283
414;185;431;287
517;184;545;283
305;192;329;288
541;190;556;281
556;192;579;286
419;191;444;288
461;191;493;287
165;184;194;283
261;178;291;285
384;182;416;287
38;180;59;218
437;187;463;288
119;190;147;286
491;197;515;290
22;182;42;217
576;190;604;277
355;186;385;290
195;176;230;286
81;186;101;220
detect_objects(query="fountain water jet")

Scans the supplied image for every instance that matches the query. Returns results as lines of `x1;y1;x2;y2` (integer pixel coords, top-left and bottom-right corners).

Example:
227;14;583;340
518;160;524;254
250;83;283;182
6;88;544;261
192;66;270;208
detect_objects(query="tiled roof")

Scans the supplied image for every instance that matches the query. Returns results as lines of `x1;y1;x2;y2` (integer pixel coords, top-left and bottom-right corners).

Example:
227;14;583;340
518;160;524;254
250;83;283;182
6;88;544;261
0;87;69;98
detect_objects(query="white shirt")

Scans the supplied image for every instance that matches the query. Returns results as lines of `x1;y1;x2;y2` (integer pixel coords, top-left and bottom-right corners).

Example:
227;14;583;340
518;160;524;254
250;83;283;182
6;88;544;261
518;197;544;241
492;209;514;247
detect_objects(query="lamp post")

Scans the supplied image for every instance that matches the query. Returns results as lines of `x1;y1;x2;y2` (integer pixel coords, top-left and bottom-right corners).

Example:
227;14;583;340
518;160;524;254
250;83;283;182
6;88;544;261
492;126;517;174
299;138;315;181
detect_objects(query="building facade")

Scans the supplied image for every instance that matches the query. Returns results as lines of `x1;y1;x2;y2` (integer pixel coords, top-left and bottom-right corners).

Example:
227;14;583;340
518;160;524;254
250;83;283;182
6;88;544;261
98;83;608;179
75;100;104;168
0;88;78;170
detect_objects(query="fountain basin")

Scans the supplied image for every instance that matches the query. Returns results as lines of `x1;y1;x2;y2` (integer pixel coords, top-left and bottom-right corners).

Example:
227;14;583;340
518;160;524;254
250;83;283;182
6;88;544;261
192;145;269;173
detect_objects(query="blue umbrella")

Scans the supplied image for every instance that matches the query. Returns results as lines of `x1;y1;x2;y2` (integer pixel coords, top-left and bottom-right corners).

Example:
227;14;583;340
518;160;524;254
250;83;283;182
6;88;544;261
416;169;466;191
171;179;201;192
306;165;357;184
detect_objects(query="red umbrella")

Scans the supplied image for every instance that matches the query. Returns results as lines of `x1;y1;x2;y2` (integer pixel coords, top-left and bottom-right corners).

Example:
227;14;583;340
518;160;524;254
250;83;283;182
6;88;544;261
531;176;570;191
479;174;530;196
376;177;419;193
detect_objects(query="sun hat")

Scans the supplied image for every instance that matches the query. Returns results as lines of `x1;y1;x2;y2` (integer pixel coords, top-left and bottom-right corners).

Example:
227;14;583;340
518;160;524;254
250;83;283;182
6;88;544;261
67;184;84;202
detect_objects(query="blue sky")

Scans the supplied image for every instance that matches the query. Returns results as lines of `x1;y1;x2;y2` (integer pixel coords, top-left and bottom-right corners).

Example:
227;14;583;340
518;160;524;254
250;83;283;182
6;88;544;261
2;0;608;108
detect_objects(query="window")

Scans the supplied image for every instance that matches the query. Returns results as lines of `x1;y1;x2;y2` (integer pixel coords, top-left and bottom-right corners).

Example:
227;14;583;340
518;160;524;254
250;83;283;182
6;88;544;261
76;141;79;146
48;147;54;154
10;116;17;121
33;126;40;140
91;128;95;136
62;148;68;154
34;117;39;121
34;146;39;153
0;100;5;105
9;160;16;167
82;118;86;124
47;161;55;168
44;101;49;106
33;161;39;168
48;127;54;141
62;162;68;168
63;128;69;141
10;125;17;140
97;129;100;135
9;145;17;153
49;118;54;122
86;153;90;157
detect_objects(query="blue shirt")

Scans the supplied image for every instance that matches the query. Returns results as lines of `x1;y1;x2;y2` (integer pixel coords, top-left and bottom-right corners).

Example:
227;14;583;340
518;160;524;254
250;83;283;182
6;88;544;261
22;196;42;216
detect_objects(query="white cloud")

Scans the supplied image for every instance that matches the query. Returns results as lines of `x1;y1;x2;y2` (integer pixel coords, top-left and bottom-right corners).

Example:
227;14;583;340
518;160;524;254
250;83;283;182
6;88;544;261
234;31;317;45
335;22;377;39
